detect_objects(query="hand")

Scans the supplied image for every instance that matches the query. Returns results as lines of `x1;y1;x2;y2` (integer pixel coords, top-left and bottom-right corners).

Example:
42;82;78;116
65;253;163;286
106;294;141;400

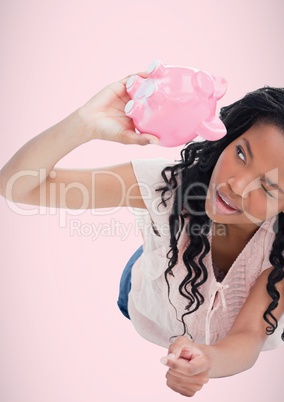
161;336;211;397
78;74;160;145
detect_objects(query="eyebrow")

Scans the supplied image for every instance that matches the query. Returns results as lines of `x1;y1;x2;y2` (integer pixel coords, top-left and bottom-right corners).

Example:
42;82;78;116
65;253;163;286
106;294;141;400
242;138;254;159
243;137;284;194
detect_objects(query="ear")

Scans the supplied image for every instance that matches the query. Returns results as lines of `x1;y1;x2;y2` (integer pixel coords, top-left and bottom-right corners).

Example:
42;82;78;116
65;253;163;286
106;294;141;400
196;115;227;141
212;76;228;100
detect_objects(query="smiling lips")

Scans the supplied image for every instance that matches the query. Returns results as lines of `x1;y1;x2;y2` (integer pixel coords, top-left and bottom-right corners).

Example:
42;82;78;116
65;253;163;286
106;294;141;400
215;189;242;214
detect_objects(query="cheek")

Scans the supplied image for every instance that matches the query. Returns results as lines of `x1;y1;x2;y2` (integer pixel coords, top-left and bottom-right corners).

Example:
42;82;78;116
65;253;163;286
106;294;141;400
266;199;284;217
244;195;281;220
210;153;232;185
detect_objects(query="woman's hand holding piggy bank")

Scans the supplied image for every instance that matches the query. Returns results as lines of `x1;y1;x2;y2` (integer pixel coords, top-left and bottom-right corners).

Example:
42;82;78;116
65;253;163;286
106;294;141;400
124;60;228;147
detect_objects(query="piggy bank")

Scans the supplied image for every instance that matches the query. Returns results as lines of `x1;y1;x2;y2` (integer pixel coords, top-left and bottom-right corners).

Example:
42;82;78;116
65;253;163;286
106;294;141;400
124;60;228;147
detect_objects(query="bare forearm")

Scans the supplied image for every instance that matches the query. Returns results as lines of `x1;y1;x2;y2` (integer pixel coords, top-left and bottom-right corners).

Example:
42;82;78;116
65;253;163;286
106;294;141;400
0;110;89;198
0;77;156;206
199;331;264;378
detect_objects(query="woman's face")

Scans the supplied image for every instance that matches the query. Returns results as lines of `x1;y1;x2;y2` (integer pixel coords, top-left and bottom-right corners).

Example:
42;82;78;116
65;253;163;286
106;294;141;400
205;123;284;232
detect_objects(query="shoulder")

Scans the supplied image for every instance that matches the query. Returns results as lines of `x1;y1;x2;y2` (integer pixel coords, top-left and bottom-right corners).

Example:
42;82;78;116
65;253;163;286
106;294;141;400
249;217;277;275
230;266;284;350
131;158;174;185
131;157;175;212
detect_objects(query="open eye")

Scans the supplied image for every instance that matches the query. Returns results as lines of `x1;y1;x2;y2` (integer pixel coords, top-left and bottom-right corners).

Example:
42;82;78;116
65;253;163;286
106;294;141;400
236;145;246;162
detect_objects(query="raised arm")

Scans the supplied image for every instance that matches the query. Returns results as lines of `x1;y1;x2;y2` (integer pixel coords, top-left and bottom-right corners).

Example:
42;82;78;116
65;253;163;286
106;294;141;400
0;76;159;209
161;268;284;396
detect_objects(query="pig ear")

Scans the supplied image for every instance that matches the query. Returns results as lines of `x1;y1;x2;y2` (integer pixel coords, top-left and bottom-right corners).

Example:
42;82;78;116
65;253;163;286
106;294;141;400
196;115;227;141
212;76;228;100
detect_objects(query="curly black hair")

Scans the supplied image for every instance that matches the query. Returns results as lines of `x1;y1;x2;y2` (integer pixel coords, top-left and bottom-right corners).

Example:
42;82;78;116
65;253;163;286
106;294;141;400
158;86;284;341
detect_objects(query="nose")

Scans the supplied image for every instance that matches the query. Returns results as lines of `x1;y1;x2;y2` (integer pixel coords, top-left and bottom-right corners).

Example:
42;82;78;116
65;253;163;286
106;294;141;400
227;177;245;198
227;175;258;199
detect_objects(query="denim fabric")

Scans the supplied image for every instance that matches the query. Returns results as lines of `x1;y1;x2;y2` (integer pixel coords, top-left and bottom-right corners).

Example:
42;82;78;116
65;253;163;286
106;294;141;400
117;246;143;319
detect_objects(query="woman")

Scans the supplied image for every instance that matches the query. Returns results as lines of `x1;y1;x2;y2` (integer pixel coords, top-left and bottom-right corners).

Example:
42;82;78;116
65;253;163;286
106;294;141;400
1;77;284;397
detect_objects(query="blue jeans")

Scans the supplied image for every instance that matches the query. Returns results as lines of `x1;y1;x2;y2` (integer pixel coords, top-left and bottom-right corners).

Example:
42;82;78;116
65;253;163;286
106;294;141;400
117;246;143;319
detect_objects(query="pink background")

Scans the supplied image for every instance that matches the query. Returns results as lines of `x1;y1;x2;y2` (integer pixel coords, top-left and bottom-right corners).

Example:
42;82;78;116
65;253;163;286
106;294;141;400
1;0;284;401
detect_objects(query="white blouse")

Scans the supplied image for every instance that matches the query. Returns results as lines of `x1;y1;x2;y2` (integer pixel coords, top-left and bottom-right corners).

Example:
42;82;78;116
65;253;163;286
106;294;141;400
128;158;284;351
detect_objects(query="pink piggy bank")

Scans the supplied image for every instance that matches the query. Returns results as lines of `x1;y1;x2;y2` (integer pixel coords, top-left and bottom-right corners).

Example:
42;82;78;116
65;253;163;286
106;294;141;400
124;60;228;147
